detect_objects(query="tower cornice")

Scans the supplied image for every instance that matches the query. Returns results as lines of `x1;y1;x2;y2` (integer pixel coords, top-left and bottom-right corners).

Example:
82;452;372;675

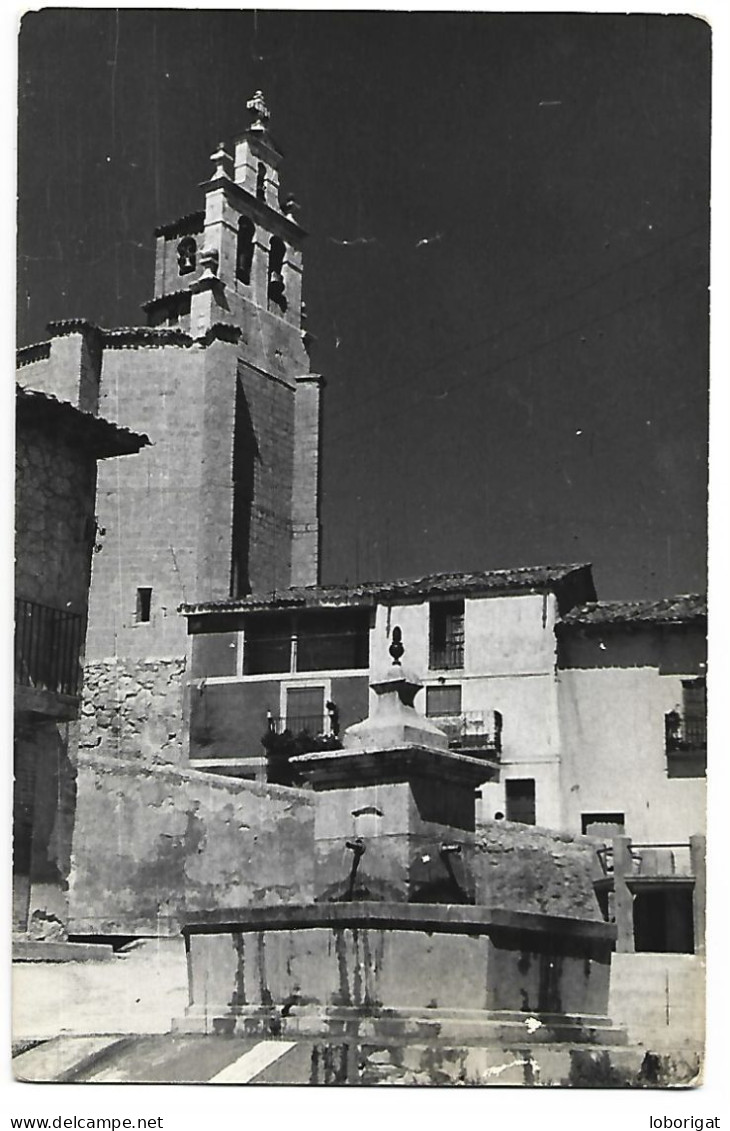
200;175;307;242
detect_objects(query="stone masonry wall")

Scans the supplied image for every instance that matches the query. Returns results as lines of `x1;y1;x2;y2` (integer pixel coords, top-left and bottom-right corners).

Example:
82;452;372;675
238;358;295;594
194;341;239;602
474;819;604;921
88;343;208;661
83;343;209;766
79;657;186;764
291;375;322;586
68;754;316;936
15;423;96;616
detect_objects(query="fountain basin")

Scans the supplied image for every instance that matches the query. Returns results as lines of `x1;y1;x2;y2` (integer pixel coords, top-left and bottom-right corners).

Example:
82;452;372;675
180;902;616;1039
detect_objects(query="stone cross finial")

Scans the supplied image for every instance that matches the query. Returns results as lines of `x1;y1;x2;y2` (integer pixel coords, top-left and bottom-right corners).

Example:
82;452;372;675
247;90;270;131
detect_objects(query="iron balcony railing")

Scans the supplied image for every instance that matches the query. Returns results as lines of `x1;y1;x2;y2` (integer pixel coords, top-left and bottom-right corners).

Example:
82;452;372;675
428;641;465;671
596;842;693;879
427;709;502;755
14;597;84;698
665;712;706;753
267;714;339;739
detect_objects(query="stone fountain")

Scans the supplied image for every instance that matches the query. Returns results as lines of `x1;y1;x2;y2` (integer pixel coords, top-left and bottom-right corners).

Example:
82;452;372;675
178;630;625;1085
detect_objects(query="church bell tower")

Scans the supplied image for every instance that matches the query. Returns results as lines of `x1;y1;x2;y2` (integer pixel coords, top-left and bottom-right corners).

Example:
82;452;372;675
82;93;322;762
144;90;322;598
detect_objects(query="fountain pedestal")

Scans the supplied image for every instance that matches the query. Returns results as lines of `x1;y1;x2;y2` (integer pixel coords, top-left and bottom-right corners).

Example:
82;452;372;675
291;667;497;902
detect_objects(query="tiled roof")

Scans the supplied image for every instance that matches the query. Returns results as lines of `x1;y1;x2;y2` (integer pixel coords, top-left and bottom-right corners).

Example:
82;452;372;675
16;322;240;365
47;319;101;337
101;327;193;348
154;211;205;238
141;290;193;313
16;341;51;367
183;563;594;615
16;386;149;458
558;594;706;628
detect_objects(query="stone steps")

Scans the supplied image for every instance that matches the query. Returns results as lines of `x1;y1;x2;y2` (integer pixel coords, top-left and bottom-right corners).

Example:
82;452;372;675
175;1005;628;1047
13;939;115;963
356;1042;702;1087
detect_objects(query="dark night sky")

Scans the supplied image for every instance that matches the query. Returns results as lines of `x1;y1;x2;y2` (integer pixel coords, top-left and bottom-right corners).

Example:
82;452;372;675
16;9;710;601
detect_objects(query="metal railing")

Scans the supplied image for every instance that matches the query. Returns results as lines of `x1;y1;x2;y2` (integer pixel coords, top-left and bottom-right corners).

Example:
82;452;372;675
596;841;693;878
665;712;706;752
427;709;502;754
267;714;338;738
14;597;83;698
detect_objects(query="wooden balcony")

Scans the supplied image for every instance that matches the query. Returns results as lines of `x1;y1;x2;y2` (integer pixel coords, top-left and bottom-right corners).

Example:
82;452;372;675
14;598;83;718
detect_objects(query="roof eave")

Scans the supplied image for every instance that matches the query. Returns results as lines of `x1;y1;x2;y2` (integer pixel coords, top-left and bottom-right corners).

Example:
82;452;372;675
182;563;595;618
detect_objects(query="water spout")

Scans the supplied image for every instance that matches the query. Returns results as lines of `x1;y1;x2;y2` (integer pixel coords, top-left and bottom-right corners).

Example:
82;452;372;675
440;843;468;902
345;838;366;901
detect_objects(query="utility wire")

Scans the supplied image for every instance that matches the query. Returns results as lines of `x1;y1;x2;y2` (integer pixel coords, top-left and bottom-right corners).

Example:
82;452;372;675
318;221;708;437
323;263;706;447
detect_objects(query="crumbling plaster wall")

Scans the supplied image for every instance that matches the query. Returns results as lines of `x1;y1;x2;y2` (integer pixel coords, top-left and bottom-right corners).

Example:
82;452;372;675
67;758;604;937
68;754;316;936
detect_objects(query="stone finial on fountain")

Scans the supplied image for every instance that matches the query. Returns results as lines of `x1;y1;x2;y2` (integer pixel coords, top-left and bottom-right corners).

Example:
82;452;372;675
290;618;497;791
342;628;447;751
389;626;404;665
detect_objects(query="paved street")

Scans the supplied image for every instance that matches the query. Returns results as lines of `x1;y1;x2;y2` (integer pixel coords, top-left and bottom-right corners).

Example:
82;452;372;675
14;1034;321;1085
13;940;188;1041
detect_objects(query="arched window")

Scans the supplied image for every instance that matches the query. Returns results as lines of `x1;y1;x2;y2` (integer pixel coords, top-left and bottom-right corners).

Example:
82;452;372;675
177;237;197;276
256;162;267;202
268;237;286;310
236;216;255;285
